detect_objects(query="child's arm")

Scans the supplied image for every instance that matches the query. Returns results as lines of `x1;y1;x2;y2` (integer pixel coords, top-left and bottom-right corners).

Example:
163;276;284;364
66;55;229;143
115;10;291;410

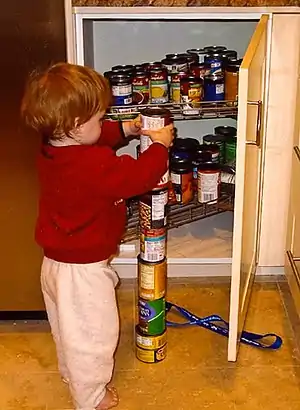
96;142;169;199
100;117;141;149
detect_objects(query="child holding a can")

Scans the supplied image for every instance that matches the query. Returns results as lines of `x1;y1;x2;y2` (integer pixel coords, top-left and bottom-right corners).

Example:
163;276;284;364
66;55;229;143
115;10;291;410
21;62;174;410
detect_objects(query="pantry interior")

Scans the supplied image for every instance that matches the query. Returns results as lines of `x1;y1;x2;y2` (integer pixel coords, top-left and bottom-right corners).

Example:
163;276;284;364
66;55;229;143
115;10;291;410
74;11;264;277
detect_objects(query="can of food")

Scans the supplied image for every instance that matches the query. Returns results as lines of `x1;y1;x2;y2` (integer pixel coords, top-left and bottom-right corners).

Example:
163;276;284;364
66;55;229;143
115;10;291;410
179;52;199;67
143;61;163;72
202;134;226;163
136;326;167;350
225;58;242;102
204;74;225;101
135;326;167;363
214;126;237;138
180;76;204;115
140;107;172;153
190;63;208;79
170;159;194;204
204;53;224;75
197;162;221;204
139;188;168;230
133;71;150;105
149;67;169;104
140;227;167;263
192;151;211;192
111;64;135;75
109;74;135;120
223;50;238;60
186;48;208;64
170;137;200;162
138;297;166;335
195;143;220;164
162;55;188;74
170;72;189;104
138;256;167;300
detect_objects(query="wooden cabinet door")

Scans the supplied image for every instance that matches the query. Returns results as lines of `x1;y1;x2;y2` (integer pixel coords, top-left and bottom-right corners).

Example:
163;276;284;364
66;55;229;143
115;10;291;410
228;15;269;362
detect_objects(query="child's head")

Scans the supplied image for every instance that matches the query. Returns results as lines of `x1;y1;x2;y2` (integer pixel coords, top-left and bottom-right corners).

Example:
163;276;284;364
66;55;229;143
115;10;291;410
21;63;111;145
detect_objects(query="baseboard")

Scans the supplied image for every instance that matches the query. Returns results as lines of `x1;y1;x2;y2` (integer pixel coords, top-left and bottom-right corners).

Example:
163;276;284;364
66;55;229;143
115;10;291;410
112;258;284;279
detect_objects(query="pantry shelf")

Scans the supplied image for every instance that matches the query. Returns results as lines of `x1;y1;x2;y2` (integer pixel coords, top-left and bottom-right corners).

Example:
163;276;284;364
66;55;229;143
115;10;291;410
106;100;238;122
122;184;234;243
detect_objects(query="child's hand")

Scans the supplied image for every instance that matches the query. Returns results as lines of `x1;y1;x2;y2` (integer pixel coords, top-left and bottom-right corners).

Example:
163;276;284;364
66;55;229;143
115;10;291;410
142;124;175;149
122;116;141;137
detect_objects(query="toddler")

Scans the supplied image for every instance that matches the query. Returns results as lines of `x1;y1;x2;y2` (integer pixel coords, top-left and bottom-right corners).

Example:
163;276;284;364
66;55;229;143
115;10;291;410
21;63;174;410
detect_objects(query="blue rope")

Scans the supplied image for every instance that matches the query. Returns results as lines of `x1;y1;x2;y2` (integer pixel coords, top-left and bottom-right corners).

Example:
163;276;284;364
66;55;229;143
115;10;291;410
166;301;282;350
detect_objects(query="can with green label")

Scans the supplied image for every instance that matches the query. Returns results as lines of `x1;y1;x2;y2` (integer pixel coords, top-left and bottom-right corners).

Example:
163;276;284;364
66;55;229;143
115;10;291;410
138;297;166;336
225;136;237;167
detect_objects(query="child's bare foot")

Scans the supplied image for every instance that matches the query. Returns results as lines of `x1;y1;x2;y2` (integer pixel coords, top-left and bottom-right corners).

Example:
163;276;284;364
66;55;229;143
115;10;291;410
95;387;119;410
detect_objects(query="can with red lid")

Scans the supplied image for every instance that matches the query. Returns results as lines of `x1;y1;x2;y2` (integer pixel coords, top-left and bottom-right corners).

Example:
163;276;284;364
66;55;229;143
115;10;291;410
133;71;150;105
149;67;169;104
180;76;204;116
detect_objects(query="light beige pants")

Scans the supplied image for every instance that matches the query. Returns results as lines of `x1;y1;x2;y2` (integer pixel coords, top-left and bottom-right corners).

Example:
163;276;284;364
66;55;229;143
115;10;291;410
41;257;120;410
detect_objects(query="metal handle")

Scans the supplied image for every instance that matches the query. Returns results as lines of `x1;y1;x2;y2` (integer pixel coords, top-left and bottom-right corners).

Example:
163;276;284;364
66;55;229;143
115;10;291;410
294;146;300;162
245;100;262;148
287;250;300;288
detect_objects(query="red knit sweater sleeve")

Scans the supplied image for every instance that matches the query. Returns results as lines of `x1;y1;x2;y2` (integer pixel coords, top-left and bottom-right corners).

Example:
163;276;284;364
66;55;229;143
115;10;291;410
94;143;169;199
99;120;125;148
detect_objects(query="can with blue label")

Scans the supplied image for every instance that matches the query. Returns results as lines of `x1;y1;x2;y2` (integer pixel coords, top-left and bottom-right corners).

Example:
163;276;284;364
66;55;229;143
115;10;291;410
204;74;225;102
110;74;135;120
138;298;166;336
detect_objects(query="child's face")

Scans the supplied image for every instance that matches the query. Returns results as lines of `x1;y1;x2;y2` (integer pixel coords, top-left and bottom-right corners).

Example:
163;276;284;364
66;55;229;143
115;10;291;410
76;112;105;145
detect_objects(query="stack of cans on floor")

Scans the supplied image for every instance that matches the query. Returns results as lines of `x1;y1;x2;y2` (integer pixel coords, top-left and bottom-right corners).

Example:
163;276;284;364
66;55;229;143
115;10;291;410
135;107;172;364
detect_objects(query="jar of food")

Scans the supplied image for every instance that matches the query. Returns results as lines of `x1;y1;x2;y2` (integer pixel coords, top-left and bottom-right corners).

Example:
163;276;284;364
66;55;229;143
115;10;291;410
171;137;200;162
186;48;208;64
109;74;135;120
196;143;220;164
203;46;227;53
225;58;242;102
170;71;189;104
149;67;169;104
132;71;150;105
225;136;237;167
204;74;225;101
111;64;135;75
162;55;188;74
204;53;225;75
202;133;226;164
197;161;221;204
222;50;238;60
170;158;194;204
214;126;237;138
190;63;208;79
180;76;204;115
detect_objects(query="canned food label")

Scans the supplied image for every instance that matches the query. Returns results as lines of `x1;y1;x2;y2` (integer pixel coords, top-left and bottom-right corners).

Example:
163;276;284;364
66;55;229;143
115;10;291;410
136;331;167;350
216;84;224;95
140;135;152;153
198;171;220;203
139;298;166;335
171;172;193;204
136;344;167;363
170;83;180;104
140;233;166;262
112;84;132;106
152;192;168;221
150;81;168;104
171;172;181;185
139;261;166;300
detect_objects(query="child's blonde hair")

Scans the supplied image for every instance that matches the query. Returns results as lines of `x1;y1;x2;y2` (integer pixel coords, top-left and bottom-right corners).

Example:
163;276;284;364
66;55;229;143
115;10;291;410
21;63;111;139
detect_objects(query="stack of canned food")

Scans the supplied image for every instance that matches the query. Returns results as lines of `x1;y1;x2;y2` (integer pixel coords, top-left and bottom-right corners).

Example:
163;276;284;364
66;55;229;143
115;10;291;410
135;107;172;364
104;45;242;119
169;125;237;205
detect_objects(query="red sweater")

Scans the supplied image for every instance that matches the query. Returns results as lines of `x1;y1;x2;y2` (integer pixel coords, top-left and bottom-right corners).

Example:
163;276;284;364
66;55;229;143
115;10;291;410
36;120;169;263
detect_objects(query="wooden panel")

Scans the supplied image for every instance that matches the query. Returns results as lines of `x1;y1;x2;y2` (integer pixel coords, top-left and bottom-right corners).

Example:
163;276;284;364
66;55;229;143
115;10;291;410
259;15;300;267
228;15;269;362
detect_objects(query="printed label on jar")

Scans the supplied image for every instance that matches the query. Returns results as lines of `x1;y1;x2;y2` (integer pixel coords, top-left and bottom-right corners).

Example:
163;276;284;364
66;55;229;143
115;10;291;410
112;84;132;105
198;171;220;204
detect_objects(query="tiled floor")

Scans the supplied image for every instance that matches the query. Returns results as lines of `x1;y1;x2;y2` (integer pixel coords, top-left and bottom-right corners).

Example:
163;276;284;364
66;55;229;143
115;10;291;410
1;277;300;409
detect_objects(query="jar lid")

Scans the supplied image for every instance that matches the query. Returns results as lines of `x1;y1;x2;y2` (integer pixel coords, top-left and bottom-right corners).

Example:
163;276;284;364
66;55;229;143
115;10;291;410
222;50;238;59
203;133;226;143
161;57;187;65
203;46;227;52
140;107;171;118
178;53;198;62
186;48;206;55
204;52;227;60
109;73;132;84
170;158;193;172
174;137;200;151
226;58;243;69
214;126;237;138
